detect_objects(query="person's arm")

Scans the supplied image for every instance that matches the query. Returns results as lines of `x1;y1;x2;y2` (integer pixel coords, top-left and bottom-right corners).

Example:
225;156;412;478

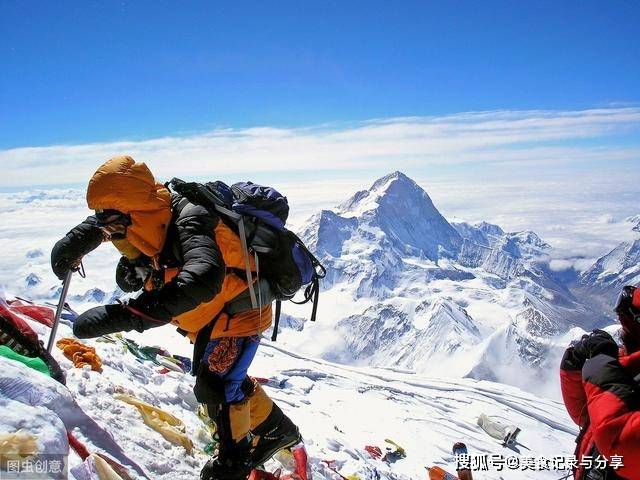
559;330;618;427
583;354;640;472
51;216;104;279
560;345;589;426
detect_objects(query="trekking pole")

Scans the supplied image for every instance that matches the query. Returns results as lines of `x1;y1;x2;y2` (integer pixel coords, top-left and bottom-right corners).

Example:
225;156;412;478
47;269;73;353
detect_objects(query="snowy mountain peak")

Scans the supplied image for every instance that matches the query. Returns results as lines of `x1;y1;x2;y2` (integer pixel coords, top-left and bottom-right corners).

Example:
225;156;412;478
335;172;462;260
333;297;481;371
299;209;358;258
25;272;42;287
475;221;505;237
369;170;414;191
418;298;481;342
72;287;107;303
454;221;548;256
453;221;504;248
338;171;424;216
509;231;549;251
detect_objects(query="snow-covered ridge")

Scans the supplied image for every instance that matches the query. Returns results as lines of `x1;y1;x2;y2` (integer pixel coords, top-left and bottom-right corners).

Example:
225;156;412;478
626;214;640;232
573;212;640;319
579;211;640;288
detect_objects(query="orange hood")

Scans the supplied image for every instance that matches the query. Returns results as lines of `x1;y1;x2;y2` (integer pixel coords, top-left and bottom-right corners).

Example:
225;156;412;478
86;156;172;258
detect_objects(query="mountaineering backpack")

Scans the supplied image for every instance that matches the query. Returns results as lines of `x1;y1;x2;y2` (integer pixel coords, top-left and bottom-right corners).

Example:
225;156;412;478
168;178;326;341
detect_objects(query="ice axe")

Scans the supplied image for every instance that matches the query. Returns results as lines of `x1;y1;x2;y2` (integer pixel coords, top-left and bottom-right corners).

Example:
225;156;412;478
46;267;75;352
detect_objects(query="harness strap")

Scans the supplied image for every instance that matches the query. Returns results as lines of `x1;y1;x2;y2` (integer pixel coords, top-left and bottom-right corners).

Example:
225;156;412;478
191;314;221;375
574;416;591;480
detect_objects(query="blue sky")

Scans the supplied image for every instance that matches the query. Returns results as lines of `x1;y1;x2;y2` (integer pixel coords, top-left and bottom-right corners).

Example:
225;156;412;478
2;1;639;148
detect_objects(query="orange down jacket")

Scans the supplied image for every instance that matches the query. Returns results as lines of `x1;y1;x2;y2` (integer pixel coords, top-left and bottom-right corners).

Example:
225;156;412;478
87;156;272;339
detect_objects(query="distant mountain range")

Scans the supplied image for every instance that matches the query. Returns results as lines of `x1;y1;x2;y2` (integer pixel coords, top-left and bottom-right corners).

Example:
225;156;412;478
289;171;638;392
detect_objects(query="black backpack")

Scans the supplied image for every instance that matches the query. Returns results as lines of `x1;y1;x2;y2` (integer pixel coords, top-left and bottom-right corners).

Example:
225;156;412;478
168;178;326;341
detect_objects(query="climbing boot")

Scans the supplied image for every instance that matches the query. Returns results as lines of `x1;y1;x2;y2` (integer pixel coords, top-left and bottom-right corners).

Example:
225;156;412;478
250;404;302;467
201;436;252;480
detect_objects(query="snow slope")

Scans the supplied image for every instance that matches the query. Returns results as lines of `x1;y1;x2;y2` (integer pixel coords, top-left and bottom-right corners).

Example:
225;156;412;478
1;305;577;480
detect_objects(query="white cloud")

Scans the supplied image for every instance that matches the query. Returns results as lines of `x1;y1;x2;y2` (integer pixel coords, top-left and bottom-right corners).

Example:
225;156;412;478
548;259;575;271
3;107;640;187
596;214;616;224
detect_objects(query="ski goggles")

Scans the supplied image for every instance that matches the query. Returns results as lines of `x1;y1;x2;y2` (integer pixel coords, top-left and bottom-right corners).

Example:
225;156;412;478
95;209;131;240
614;285;640;322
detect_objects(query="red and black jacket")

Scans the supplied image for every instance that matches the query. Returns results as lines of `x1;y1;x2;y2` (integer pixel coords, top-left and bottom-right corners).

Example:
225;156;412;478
560;346;640;479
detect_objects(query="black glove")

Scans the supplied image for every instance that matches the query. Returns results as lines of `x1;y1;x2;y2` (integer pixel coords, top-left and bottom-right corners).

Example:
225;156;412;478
51;217;104;280
115;256;150;292
576;329;619;358
125;292;172;329
583;354;640;410
566;330;619;369
73;304;143;339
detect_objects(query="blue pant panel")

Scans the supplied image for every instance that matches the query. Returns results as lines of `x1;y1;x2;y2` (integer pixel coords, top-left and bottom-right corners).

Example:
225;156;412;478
200;335;260;403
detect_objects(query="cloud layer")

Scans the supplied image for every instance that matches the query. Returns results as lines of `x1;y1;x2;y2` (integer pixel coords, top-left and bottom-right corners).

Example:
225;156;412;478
3;107;638;283
4;107;640;187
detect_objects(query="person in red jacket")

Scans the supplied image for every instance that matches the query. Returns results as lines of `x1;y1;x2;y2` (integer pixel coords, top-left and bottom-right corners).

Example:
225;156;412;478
560;285;640;480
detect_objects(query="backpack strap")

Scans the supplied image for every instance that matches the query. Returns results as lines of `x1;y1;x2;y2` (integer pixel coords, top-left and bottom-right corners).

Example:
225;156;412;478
270;277;318;341
310;277;320;322
271;300;282;341
287;233;325;323
236;216;258;310
573;416;591;479
290;277;320;317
